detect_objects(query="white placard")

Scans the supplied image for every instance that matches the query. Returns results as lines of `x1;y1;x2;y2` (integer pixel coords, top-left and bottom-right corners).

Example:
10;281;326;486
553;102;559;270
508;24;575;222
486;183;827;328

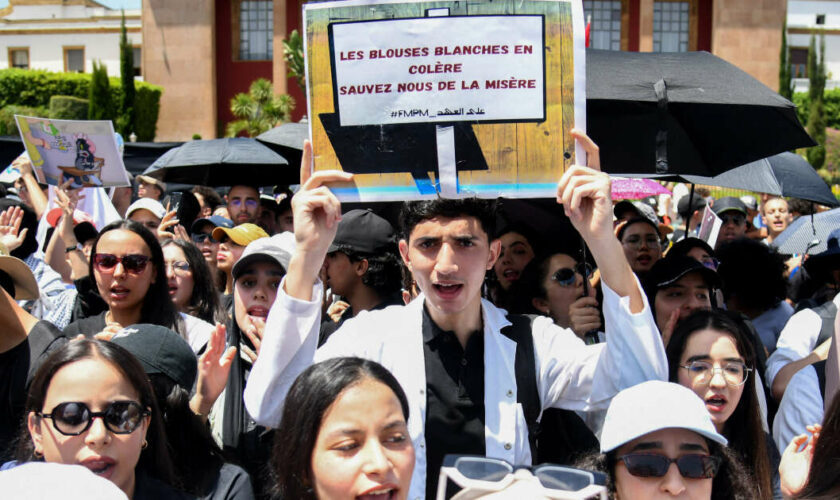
330;15;545;126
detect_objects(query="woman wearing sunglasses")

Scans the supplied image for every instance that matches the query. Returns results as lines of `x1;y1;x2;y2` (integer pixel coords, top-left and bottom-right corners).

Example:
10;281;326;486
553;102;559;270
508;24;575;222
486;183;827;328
271;357;415;500
666;309;778;500
577;380;752;500
62;220;181;339
15;339;186;499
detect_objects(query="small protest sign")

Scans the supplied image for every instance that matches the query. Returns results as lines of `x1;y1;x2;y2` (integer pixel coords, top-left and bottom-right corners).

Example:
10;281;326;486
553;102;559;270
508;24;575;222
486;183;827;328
15;116;130;189
697;204;722;248
304;0;584;201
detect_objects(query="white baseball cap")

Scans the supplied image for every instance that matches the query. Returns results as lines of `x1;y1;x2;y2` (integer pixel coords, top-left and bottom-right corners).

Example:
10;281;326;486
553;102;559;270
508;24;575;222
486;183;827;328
126;197;166;220
599;380;727;453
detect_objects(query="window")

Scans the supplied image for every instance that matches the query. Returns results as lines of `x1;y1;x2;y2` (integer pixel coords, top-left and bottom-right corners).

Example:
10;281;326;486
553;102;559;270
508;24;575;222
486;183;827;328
64;47;84;73
653;1;689;52
583;1;622;51
8;48;29;69
132;46;141;77
790;47;808;78
239;0;273;60
816;14;826;25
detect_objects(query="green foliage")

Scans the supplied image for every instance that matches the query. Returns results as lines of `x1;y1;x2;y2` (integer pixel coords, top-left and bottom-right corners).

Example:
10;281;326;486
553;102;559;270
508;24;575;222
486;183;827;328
88;61;113;121
779;20;792;100
118;10;136;137
805;32;827;169
225;78;294;138
192;133;202;140
0;68;162;141
283;29;305;94
0;104;47;135
48;95;89;120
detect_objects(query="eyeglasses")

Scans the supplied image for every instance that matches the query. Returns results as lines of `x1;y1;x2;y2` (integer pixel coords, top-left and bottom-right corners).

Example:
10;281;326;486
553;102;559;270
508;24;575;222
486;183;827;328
680;360;752;386
437;455;607;500
37;401;150;436
621;235;661;249
93;253;151;274
165;260;191;275
617;453;721;480
229;199;258;209
191;233;219;244
551;264;593;287
720;214;746;226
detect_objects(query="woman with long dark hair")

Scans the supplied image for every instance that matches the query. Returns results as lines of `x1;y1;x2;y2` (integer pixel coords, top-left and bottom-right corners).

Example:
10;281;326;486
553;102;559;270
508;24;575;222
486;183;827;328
62;220;181;338
666;309;778;500
271;357;415;500
15;339;186;499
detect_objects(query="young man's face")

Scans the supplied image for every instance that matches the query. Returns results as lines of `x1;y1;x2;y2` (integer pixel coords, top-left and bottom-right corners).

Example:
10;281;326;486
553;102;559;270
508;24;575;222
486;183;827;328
716;211;747;247
398;216;499;320
226;186;259;224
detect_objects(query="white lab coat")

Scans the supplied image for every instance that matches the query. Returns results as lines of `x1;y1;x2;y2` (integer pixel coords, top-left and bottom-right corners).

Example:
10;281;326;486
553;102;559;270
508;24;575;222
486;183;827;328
245;277;667;500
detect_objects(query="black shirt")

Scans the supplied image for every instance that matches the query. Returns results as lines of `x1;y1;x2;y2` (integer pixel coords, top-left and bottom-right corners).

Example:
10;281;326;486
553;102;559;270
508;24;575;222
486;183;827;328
421;305;485;498
318;292;405;346
0;321;66;462
62;311;107;338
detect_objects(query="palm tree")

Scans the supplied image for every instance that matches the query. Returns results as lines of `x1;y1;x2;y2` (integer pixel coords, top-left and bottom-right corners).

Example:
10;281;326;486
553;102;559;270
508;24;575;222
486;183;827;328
225;78;294;137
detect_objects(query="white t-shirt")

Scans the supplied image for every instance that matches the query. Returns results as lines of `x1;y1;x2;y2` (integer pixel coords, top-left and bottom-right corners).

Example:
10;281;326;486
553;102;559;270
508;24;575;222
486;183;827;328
180;312;214;353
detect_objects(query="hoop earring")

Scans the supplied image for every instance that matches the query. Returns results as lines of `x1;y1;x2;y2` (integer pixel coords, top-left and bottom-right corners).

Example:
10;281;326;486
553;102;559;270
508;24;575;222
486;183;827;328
33;449;43;458
141;440;148;449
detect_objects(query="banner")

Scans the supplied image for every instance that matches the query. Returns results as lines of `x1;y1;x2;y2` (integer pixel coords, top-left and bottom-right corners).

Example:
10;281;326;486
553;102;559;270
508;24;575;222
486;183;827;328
304;0;585;201
15;116;130;189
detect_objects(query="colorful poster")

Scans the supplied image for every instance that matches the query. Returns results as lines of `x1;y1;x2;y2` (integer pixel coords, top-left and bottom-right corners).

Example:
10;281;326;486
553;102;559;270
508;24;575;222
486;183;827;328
15;116;130;189
304;0;585;201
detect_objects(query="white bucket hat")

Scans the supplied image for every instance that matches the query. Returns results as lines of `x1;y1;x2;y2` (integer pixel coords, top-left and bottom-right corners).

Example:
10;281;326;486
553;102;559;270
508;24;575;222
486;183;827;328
600;380;728;453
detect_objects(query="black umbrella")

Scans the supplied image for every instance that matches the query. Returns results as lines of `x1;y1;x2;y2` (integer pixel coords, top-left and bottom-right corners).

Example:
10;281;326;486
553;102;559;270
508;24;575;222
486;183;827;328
771;207;840;256
587;49;816;176
142;137;293;187
679;152;839;208
256;120;308;168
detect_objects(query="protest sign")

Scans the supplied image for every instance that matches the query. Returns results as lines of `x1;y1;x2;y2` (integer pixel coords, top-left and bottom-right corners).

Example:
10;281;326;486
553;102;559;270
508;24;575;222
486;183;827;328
697;204;722;248
15;116;130;189
304;0;585;201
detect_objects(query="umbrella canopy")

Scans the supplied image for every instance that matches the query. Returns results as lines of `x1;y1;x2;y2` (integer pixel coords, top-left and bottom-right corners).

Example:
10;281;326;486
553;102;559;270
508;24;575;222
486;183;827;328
143;138;293;187
587;49;816;176
256;121;308;168
679;152;839;208
610;177;671;200
771;207;840;255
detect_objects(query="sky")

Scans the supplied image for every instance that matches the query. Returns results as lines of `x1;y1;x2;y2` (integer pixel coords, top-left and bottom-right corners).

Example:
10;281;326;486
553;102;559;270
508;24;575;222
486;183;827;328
0;0;141;8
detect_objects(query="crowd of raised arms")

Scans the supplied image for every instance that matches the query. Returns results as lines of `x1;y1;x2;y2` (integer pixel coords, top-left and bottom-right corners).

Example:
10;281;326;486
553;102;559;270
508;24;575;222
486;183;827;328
1;131;839;500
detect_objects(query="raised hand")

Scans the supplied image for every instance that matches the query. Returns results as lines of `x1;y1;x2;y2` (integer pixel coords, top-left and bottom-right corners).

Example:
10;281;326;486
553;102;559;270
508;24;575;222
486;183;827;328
156;209;181;241
191;323;237;420
555;129;612;242
242;316;265;363
569;287;602;337
779;424;821;497
0;206;27;252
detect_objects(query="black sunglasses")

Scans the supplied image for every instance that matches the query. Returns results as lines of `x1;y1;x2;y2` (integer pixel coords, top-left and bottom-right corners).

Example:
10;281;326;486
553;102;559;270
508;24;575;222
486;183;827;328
618;453;721;479
191;233;219;244
37;401;150;436
551;263;592;287
93;253;151;274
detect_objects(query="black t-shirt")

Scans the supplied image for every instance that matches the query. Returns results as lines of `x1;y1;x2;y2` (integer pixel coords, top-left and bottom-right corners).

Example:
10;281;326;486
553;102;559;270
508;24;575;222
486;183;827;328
0;321;66;462
62;312;107;338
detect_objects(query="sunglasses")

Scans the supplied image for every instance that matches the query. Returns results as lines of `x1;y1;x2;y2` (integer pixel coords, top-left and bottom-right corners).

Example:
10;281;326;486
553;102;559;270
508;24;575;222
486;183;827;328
720;214;746;226
551;264;593;287
37;401;150;436
437;455;607;500
93;253;151;274
617;453;721;480
191;233;219;244
230;199;258;209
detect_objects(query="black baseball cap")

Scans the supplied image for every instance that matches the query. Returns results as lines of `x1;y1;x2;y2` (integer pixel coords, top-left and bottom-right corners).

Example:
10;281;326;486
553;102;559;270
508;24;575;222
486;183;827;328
712;197;747;216
677;196;707;218
643;256;720;304
111;324;197;389
328;209;395;255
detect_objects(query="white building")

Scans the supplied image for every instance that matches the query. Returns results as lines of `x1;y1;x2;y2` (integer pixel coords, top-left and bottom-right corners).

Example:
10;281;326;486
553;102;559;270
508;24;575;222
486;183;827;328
0;0;141;78
788;0;840;92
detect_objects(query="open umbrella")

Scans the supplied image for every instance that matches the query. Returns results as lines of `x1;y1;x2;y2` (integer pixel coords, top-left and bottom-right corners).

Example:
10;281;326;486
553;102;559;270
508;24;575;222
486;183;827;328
679;152;839;208
256;120;308;168
610;177;671;200
142;138;293;187
771;207;840;256
587;49;816;177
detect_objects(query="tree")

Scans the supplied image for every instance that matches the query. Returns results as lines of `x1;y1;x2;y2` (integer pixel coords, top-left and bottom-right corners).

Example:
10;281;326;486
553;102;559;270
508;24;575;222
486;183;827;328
806;32;827;168
88;61;113;120
225;78;294;138
117;10;136;137
779;20;792;101
283;29;305;94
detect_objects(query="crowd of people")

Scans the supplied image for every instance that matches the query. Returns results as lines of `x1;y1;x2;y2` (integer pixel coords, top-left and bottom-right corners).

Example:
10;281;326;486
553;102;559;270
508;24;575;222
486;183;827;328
0;130;838;500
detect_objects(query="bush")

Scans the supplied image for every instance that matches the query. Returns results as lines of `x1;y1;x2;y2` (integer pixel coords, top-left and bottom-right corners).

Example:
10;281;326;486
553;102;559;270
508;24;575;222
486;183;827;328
49;95;88;120
0;68;162;140
88;61;112;121
0;104;48;135
793;88;840;129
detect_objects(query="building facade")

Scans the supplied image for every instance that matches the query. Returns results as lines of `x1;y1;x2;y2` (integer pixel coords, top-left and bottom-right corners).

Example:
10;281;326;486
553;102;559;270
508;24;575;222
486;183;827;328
787;0;840;92
0;0;141;78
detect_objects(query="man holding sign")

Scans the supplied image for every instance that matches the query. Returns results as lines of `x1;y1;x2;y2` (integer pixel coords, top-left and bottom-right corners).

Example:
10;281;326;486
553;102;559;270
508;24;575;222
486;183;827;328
244;130;668;499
